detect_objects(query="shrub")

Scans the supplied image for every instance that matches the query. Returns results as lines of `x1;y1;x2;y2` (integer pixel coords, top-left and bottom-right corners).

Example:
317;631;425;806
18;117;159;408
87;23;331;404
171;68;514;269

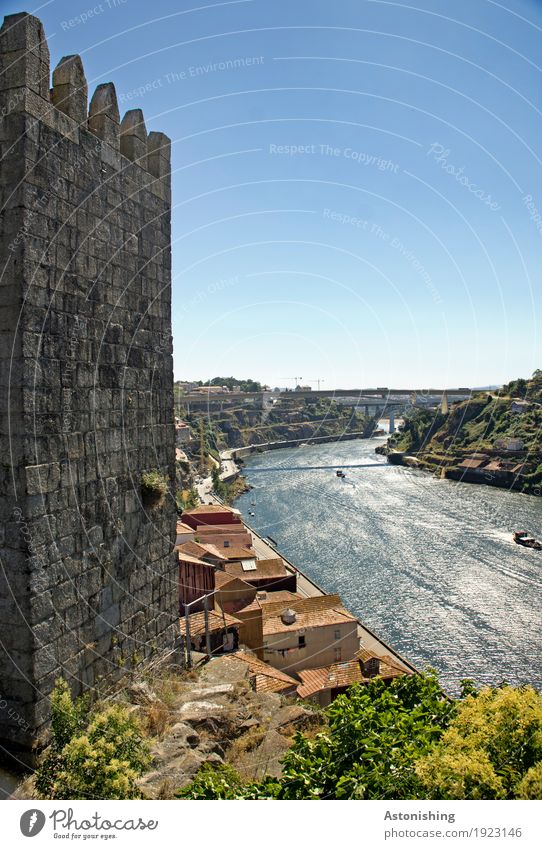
35;679;150;800
416;685;542;799
141;470;168;506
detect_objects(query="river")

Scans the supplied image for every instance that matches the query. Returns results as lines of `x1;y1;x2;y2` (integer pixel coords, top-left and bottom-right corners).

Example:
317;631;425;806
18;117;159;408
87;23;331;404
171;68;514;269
236;437;542;694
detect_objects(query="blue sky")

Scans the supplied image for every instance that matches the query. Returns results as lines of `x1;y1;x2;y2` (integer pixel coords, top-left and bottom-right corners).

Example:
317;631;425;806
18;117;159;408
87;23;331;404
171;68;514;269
5;0;542;387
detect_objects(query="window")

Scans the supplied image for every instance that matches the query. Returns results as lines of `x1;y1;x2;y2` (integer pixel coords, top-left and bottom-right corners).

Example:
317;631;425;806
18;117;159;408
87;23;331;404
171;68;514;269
298;635;306;648
334;629;341;641
334;647;342;662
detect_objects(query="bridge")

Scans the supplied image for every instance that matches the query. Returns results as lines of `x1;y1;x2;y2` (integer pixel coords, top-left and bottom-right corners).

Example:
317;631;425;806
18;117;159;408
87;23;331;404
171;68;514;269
178;387;473;404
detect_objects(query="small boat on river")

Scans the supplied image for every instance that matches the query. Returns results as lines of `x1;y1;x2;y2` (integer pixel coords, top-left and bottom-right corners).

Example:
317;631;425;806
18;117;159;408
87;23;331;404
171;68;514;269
513;530;542;550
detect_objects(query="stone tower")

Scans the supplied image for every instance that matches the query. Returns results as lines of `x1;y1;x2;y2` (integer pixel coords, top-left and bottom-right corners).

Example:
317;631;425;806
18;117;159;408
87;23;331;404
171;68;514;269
0;12;178;757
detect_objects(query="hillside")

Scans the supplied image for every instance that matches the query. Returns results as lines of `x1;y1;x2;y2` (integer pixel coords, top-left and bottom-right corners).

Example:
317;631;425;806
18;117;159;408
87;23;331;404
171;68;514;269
181;397;375;454
384;370;542;493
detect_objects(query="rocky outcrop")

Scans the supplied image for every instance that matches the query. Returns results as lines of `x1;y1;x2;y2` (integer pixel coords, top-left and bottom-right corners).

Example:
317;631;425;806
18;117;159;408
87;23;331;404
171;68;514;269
135;657;322;798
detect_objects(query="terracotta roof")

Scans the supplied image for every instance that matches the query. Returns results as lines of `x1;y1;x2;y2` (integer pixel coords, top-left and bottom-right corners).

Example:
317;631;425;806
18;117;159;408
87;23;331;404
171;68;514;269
297;654;406;698
179;609;241;637
177;541;227;561
196;524;247;534
355;647;409;675
256;590;302;605
458;458;487;470
220;547;256;561
262;594;357;635
262;593;343;618
297;660;363;697
214;572;255;592
177;551;210;566
176;521;194;534
199;543;228;560
225;557;288;582
231;651;298;693
183;505;239;516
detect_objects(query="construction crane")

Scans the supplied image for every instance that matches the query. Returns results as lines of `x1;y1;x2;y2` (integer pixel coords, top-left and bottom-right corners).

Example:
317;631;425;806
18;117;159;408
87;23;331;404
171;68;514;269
307;378;325;391
280;377;303;388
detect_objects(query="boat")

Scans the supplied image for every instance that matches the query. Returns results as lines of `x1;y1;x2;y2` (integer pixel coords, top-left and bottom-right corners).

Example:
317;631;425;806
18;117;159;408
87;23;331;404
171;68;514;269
513;530;542;550
336;470;346;478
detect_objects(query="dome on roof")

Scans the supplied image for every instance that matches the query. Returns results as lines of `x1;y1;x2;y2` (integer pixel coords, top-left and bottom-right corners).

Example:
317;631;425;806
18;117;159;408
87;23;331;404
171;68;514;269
281;608;297;625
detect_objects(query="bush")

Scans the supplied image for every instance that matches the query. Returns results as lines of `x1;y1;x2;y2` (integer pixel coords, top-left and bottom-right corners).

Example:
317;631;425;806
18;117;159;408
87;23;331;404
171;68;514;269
141;470;168;506
35;679;151;800
416;685;542;799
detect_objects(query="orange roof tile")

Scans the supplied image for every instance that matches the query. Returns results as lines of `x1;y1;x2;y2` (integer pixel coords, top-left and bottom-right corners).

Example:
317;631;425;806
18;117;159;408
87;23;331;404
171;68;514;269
176;521;194;534
297;655;406;698
230;651;298;693
225;558;288;582
179;609;241;637
177;541;227;561
177;551;210;566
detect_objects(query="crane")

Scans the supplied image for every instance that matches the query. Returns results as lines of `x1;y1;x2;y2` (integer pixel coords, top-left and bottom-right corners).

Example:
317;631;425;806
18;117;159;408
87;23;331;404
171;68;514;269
307;378;325;391
280;377;303;389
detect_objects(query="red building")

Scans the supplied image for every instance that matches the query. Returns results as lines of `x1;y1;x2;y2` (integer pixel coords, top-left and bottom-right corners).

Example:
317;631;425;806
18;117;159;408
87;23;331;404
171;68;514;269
182;504;243;530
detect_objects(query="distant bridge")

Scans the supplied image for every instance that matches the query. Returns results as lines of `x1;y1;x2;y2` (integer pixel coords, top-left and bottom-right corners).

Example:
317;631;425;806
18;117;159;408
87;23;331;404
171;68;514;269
179;387;473;404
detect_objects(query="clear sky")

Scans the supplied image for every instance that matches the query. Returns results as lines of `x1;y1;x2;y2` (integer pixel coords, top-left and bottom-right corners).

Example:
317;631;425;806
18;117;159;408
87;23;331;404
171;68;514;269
5;0;542;388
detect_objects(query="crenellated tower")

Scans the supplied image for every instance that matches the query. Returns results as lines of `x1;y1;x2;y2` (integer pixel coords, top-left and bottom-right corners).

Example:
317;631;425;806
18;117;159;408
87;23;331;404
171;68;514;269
0;12;177;757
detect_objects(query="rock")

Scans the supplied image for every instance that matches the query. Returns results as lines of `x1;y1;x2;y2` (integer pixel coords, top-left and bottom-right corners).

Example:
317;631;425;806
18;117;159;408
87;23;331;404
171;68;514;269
178;700;228;722
183;683;235;701
127;682;162;706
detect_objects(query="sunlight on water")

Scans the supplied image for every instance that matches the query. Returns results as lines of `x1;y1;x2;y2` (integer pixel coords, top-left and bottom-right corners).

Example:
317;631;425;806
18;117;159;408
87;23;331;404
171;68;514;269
237;439;542;694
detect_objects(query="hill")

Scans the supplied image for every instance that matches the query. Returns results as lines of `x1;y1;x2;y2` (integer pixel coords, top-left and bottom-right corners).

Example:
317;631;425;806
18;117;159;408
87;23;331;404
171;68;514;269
384;370;542;494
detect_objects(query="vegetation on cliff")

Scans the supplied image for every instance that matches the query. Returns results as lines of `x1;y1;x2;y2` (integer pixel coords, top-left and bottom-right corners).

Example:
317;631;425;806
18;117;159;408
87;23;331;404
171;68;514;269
183;397;373;453
180;677;542;800
32;672;542;801
387;370;542;492
34;680;150;800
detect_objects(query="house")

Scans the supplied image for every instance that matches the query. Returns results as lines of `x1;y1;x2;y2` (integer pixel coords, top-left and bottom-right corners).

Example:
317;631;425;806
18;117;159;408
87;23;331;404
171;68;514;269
195;526;254;550
176;520;195;546
297;650;407;707
180;609;241;654
483;459;525;482
493;437;525;453
224;557;297;593
457;456;489;475
178;551;215;615
511;400;531;414
215;581;304;659
181;504;243;530
214;572;257;614
261;594;359;675
177;540;228;566
229;650;298;695
174;418;191;445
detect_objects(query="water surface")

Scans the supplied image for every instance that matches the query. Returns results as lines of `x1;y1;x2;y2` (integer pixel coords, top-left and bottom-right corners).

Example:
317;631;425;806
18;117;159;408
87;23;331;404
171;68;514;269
237;438;542;693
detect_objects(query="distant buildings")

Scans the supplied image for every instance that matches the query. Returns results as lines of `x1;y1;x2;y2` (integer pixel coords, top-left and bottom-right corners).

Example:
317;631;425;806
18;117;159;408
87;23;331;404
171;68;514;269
493;437;525;452
511;400;531;414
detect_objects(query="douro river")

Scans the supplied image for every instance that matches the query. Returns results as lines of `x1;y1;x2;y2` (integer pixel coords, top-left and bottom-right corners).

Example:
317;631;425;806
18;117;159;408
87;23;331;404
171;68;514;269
237;438;542;694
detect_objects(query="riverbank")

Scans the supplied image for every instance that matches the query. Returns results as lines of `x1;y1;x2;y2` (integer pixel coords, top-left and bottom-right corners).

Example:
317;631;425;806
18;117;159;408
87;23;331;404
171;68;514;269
377;446;531;495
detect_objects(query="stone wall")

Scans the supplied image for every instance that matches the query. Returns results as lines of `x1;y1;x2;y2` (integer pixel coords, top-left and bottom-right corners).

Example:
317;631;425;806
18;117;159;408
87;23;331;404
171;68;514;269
0;12;178;754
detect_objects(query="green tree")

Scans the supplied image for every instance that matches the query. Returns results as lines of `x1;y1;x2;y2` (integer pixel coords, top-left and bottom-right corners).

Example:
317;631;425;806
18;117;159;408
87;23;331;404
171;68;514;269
416;685;542;799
